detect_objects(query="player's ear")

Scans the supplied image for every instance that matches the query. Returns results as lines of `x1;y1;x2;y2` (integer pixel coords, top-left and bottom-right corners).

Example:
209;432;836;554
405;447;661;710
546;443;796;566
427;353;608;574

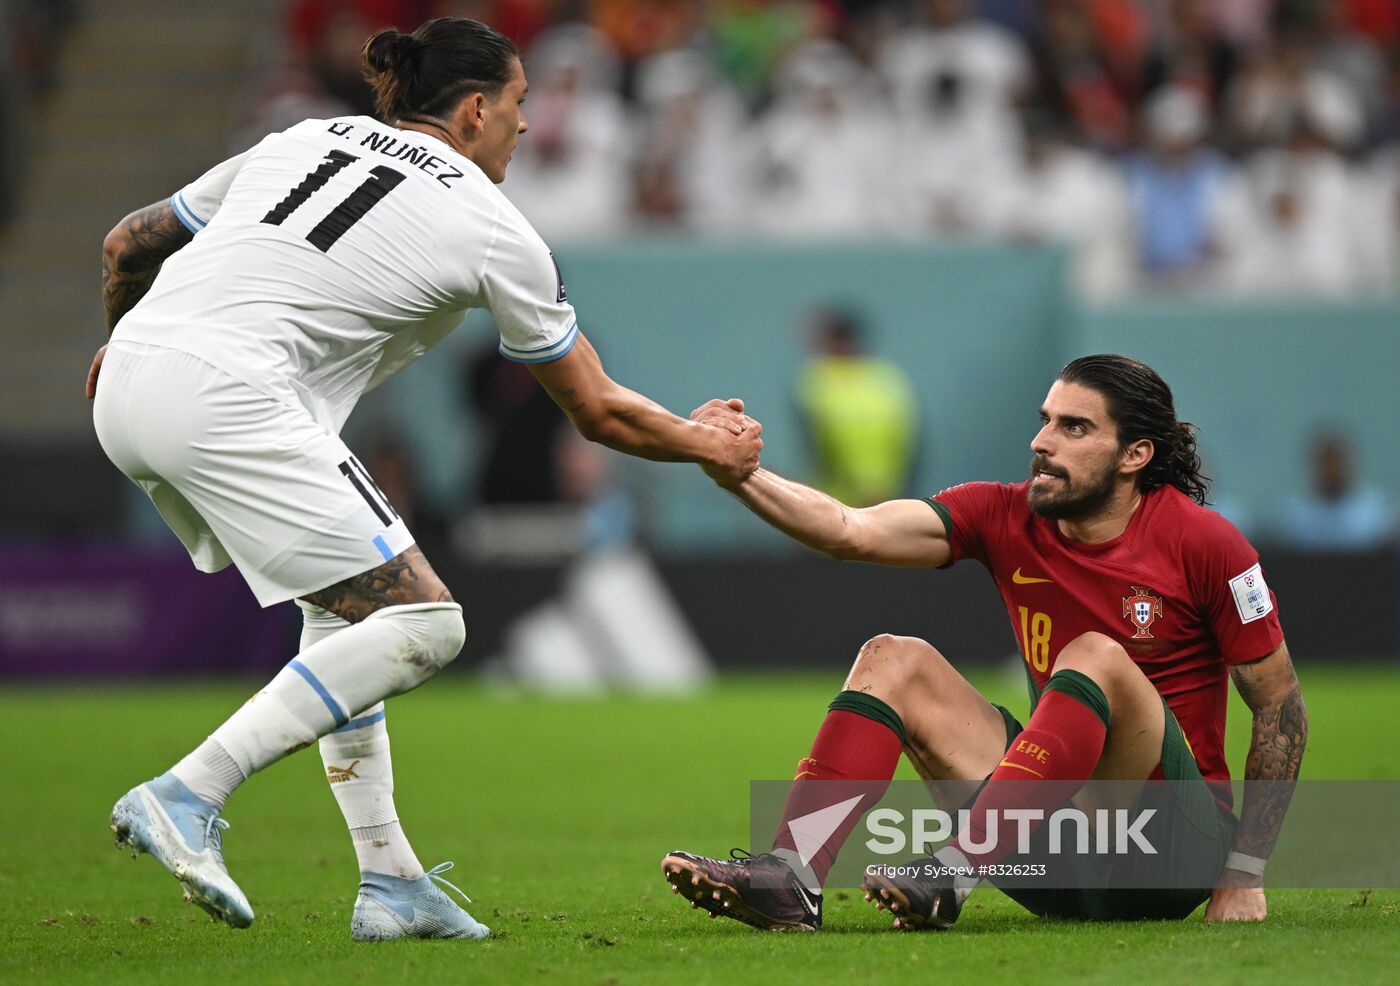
1121;438;1154;476
452;92;488;136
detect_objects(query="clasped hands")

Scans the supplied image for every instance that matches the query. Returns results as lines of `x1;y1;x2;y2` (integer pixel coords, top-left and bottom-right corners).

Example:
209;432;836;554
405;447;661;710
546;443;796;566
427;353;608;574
692;397;763;488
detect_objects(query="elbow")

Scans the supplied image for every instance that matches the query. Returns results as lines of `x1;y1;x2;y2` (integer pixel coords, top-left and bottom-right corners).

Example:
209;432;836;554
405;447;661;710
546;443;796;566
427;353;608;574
571;406;620;446
826;540;865;563
102;225;132;271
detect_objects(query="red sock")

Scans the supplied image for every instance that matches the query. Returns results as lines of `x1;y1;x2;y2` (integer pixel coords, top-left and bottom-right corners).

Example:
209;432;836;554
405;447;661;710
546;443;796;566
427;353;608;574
955;685;1109;867
771;706;903;886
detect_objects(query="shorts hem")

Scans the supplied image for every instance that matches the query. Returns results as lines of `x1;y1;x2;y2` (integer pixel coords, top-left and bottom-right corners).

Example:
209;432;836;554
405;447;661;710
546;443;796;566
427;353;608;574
247;538;419;609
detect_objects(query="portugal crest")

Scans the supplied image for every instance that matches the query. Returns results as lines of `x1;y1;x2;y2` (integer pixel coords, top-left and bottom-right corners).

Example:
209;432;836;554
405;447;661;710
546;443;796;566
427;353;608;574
1122;586;1163;639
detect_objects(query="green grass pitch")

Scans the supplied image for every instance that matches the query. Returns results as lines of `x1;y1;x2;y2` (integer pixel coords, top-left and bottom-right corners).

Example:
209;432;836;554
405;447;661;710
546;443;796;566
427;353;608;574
2;664;1397;984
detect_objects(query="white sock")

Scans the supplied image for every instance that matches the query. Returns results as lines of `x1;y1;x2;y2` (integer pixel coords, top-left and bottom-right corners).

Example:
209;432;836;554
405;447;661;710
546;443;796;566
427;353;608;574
319;704;424;879
167;602;465;805
303;603;424;880
169;737;245;808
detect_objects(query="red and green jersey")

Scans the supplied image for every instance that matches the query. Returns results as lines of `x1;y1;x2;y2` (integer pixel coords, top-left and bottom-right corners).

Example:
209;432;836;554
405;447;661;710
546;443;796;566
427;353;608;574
929;481;1284;797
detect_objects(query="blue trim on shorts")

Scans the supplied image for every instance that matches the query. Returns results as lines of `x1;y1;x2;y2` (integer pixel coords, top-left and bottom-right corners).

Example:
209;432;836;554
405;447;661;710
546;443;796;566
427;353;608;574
288;659;348;727
373;535;393;561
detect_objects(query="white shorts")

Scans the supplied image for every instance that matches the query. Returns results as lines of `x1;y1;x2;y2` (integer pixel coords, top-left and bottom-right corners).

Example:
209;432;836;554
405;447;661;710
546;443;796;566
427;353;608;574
93;341;415;607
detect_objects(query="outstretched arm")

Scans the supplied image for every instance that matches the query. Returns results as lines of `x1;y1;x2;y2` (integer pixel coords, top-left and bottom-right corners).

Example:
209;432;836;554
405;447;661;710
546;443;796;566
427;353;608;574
526;331;763;485
101;199;193;332
1206;643;1307;922
690;399;951;567
712;466;952;567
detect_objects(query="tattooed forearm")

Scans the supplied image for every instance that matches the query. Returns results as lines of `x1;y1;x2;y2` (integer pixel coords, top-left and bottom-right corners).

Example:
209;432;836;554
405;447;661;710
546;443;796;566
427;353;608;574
1230;653;1308;860
101;200;194;332
301;546;453;623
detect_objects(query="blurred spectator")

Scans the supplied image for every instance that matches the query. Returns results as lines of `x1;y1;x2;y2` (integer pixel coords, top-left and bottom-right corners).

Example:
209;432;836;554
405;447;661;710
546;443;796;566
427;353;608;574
593;0;707;71
632;48;748;233
985;110;1133;301
1223;32;1365;154
1031;0;1139;153
1139;0;1240;109
1210;0;1275;48
1358;140;1400;290
794;307;918;507
710;0;836;107
1216;115;1368;297
1275;431;1398;551
220;0;1400;296
881;0;1030;232
1304;0;1386;140
746;40;897;238
1124;85;1232;288
502;24;633;242
463;336;568;505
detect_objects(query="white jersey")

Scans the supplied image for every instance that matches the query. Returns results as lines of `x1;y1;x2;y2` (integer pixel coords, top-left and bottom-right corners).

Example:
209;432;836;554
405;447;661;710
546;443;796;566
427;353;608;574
113;115;578;431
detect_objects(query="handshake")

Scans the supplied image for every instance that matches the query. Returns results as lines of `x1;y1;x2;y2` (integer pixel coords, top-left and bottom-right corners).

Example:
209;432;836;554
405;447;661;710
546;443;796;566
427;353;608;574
692;397;764;490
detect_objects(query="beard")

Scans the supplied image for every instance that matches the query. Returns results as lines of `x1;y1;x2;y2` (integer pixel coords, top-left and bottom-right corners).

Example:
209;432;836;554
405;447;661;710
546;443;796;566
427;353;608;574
1026;454;1119;520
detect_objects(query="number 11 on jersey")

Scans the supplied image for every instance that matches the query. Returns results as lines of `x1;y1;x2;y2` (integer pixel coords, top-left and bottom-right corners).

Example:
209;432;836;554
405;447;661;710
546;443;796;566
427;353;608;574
1018;606;1052;672
262;149;406;253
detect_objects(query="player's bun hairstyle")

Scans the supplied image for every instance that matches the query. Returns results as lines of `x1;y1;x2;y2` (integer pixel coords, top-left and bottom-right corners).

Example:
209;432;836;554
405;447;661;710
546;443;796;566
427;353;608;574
362;18;518;123
1058;354;1210;505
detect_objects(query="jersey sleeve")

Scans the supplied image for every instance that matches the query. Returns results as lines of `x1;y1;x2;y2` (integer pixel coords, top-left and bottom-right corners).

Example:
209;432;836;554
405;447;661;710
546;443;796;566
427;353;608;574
170;146;256;234
480;208;579;364
1190;516;1285;664
927;481;1009;566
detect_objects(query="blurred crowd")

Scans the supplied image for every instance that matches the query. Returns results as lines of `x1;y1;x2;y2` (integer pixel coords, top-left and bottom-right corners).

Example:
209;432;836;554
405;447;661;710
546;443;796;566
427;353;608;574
241;0;1400;300
0;0;75;226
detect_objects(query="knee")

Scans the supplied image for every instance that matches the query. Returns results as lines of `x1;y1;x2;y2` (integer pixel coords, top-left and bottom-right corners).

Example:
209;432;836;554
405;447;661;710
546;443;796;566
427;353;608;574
1053;632;1129;682
846;634;943;696
369;602;467;682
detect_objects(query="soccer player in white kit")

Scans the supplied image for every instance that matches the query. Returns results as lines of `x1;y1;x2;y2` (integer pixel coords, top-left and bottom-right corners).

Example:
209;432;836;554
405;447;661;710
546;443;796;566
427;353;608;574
88;18;762;938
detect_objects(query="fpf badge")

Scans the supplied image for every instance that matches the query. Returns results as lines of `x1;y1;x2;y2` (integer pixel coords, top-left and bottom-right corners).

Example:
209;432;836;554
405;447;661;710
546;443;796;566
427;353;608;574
1122;586;1163;639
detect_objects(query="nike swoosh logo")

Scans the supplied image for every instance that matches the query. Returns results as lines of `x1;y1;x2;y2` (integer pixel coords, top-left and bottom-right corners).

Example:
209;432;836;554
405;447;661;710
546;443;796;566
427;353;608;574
1012;568;1053;585
793;881;822;918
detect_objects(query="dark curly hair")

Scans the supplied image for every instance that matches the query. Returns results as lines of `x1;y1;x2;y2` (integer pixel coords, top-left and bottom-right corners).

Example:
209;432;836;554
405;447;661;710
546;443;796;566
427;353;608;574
361;18;517;123
1057;354;1210;505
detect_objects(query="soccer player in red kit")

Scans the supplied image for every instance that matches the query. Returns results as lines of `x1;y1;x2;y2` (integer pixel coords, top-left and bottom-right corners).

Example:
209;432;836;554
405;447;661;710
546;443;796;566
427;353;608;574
662;355;1307;929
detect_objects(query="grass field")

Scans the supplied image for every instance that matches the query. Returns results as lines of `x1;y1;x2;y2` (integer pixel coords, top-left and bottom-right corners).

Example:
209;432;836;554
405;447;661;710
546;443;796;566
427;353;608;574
2;664;1397;984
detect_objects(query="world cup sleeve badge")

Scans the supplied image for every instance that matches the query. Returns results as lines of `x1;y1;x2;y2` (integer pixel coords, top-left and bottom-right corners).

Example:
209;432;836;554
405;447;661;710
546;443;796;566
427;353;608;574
1122;586;1164;639
1228;563;1274;624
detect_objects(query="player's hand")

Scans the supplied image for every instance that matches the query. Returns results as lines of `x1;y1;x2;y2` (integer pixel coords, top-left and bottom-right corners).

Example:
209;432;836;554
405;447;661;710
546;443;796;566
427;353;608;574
690;397;749;435
1204;871;1267;921
691;398;763;487
85;345;108;400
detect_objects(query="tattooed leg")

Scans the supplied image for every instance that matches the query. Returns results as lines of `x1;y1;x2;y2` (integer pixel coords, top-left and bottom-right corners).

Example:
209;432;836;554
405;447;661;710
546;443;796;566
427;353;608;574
157;548;461;818
300;546;453;623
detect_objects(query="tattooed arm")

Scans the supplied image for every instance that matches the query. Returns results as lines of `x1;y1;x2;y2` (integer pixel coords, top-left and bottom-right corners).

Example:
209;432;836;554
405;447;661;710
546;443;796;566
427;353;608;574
87;200;194;398
101;199;194;332
1205;643;1307;922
